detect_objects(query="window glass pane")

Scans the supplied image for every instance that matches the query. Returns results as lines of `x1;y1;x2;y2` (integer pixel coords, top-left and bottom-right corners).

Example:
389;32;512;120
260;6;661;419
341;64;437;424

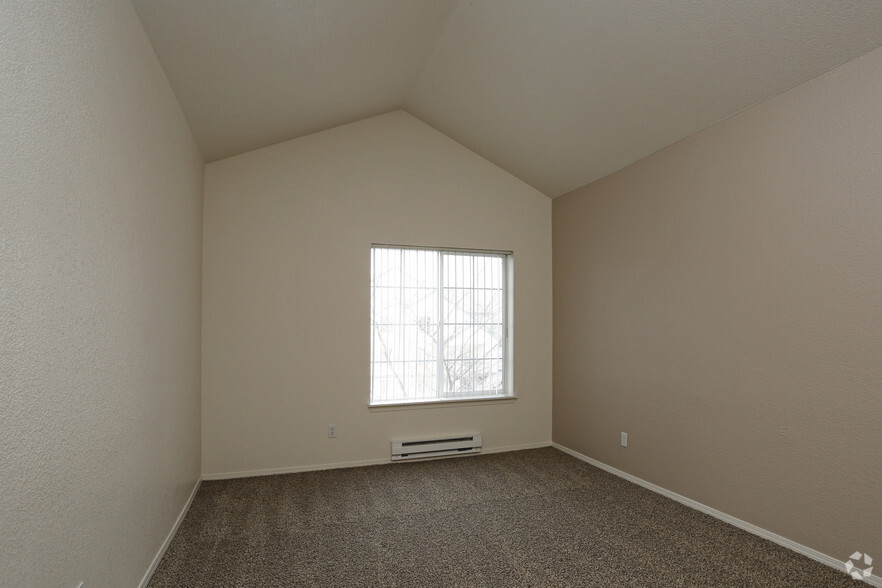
371;246;509;405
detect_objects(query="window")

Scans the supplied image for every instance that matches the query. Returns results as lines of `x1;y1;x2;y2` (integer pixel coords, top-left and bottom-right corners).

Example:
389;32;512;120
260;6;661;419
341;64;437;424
370;245;511;406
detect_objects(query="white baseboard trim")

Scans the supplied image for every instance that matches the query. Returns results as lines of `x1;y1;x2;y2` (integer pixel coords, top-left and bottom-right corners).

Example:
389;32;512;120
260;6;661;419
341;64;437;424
139;478;201;588
202;457;391;480
552;443;881;587
483;441;553;454
202;441;554;481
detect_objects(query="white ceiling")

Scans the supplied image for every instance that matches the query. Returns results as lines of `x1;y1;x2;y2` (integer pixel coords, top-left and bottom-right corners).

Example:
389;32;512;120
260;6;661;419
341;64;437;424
132;0;882;197
131;0;458;163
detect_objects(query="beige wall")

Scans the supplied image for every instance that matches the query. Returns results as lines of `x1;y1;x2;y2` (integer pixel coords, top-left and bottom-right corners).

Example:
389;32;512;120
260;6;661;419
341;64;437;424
553;47;882;561
202;111;552;476
0;1;204;586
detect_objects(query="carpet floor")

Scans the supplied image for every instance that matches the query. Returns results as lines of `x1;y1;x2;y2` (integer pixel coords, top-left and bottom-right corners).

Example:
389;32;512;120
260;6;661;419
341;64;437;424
148;447;861;587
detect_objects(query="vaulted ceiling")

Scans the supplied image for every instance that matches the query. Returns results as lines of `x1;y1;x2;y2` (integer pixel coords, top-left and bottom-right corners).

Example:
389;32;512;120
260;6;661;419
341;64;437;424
131;0;882;197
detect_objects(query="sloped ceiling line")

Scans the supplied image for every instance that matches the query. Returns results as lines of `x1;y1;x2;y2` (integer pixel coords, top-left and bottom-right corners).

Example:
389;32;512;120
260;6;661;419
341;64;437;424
132;0;882;197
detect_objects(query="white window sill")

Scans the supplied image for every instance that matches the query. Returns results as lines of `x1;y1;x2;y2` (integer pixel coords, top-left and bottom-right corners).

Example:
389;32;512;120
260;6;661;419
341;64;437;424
369;395;516;411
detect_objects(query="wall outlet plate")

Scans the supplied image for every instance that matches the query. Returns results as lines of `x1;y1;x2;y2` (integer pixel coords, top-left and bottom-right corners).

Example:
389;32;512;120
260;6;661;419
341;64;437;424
328;425;337;438
621;432;628;447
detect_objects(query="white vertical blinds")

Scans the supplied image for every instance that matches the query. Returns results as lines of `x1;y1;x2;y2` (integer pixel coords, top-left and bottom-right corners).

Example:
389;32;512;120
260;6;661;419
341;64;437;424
370;246;509;405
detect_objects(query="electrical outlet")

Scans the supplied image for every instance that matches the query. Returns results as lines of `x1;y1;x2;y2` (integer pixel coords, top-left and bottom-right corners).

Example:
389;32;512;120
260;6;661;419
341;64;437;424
328;425;336;438
621;432;628;447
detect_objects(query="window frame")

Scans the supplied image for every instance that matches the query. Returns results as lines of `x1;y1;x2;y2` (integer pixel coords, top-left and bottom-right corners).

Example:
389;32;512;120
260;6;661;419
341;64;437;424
369;244;514;408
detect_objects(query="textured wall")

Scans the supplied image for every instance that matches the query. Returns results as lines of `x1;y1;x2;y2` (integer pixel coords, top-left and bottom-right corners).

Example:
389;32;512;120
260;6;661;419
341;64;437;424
0;1;204;586
202;111;552;477
553;47;882;562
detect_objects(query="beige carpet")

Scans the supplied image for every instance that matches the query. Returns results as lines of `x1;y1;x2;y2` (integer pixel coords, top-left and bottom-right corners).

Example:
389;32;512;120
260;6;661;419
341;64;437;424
148;447;860;587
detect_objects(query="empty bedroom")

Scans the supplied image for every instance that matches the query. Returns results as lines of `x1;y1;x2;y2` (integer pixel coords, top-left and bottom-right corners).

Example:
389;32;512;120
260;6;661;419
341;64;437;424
1;0;880;586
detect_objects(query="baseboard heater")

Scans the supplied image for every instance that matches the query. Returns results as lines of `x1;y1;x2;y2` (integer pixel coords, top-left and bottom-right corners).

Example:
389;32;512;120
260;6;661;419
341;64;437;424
391;434;482;462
